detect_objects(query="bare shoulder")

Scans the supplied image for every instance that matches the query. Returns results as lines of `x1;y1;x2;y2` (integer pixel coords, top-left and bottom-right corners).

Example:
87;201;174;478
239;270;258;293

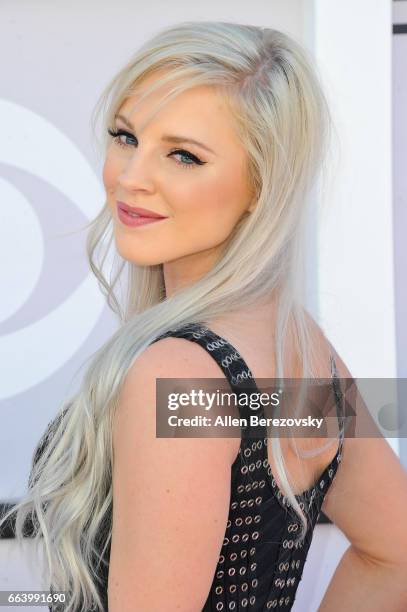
109;334;240;610
113;334;239;464
132;334;227;378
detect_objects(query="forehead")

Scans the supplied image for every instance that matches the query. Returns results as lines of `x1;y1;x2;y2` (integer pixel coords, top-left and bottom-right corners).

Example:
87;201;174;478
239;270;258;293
117;73;240;145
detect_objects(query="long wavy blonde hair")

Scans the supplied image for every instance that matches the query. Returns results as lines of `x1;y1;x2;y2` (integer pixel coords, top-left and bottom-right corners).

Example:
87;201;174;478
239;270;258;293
0;20;338;612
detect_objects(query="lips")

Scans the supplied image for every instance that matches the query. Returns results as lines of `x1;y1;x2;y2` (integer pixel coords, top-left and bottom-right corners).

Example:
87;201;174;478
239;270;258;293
117;201;167;219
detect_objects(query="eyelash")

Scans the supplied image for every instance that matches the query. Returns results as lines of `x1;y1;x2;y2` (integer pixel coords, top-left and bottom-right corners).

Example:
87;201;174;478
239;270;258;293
107;128;205;169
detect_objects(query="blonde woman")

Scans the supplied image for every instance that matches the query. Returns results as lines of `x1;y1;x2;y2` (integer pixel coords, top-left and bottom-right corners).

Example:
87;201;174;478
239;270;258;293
2;20;407;612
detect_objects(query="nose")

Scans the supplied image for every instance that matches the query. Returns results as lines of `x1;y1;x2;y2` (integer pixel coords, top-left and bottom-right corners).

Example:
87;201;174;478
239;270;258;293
117;151;155;192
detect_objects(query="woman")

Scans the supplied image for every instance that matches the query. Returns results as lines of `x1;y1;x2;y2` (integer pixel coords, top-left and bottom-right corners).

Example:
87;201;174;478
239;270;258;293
2;20;407;612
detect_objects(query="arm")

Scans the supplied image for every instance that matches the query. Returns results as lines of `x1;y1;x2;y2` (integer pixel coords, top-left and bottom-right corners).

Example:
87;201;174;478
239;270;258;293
318;346;407;611
108;337;239;612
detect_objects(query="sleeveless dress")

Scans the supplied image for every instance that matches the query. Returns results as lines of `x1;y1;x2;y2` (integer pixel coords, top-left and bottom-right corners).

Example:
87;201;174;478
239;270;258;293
151;323;345;612
28;322;344;612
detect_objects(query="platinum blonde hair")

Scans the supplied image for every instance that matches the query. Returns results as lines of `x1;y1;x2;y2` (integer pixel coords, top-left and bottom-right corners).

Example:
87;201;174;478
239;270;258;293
1;20;338;612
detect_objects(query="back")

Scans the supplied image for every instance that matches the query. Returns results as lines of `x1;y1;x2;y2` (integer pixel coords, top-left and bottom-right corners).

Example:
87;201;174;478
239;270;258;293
152;322;344;611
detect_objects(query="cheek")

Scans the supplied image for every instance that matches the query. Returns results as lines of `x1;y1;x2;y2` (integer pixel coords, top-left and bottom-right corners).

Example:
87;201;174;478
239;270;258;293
102;154;119;195
176;165;249;230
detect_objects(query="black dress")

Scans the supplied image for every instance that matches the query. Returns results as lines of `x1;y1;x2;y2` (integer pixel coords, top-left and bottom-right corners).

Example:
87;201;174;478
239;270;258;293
152;323;344;611
33;322;344;611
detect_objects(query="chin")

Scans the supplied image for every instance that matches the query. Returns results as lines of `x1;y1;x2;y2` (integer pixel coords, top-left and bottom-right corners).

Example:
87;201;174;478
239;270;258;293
118;253;163;267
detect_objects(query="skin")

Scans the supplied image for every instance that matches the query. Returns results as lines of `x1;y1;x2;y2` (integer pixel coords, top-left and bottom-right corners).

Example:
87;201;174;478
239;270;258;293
103;70;256;298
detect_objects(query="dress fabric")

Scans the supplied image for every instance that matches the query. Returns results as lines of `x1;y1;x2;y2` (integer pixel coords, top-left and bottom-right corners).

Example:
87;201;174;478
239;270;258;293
152;324;345;612
35;322;344;612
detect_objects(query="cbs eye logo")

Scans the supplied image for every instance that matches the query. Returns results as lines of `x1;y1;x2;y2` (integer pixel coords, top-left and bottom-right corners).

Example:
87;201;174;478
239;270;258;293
0;99;106;400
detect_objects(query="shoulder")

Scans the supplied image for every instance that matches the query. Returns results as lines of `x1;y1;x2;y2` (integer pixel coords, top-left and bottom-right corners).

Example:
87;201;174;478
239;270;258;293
114;333;239;464
302;312;355;387
131;333;227;380
109;333;241;610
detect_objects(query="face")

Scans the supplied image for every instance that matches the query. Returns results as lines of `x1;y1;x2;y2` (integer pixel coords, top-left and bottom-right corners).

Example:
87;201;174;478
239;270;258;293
103;70;255;296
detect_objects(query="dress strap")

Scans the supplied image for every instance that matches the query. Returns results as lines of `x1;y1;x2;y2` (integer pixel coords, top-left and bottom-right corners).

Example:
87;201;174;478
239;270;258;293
330;354;346;452
152;323;261;438
153;323;344;446
153;323;258;393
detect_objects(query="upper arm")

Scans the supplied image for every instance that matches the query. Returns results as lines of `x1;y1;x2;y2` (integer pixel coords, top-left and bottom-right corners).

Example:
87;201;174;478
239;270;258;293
108;337;238;612
321;343;407;568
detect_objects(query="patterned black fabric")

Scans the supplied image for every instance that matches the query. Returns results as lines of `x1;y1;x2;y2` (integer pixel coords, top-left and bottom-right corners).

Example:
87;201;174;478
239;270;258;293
153;323;344;611
35;322;344;611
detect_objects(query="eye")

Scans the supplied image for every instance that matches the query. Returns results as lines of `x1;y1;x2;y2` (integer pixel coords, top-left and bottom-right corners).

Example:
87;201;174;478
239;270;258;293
169;149;205;169
107;127;206;169
107;128;136;148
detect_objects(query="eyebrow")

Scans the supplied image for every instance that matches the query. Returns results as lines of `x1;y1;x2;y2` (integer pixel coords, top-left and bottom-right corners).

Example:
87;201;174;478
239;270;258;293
114;113;215;154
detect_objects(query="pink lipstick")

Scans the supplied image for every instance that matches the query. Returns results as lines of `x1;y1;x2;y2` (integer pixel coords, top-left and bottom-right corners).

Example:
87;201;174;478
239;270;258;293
116;201;168;228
